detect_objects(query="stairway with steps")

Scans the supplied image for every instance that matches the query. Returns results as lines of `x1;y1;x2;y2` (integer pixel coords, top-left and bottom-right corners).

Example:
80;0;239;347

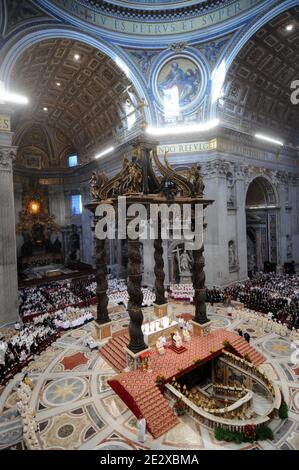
230;336;265;366
108;372;178;439
252;392;273;416
135;386;178;439
100;332;129;372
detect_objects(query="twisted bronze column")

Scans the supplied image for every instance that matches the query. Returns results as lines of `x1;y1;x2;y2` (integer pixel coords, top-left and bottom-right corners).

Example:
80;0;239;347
95;237;110;325
154;235;166;305
127;238;147;352
192;244;208;324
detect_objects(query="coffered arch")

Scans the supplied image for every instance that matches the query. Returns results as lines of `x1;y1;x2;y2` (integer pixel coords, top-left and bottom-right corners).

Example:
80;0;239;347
219;5;299;144
1;28;153;166
13;121;75;169
246;176;278;209
11;38;134;164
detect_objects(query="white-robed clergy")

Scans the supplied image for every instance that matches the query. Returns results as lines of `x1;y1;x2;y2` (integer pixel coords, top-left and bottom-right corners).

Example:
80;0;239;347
137;418;146;443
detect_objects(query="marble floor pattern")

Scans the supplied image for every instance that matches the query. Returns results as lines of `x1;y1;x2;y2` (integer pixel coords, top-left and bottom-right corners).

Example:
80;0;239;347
0;303;298;450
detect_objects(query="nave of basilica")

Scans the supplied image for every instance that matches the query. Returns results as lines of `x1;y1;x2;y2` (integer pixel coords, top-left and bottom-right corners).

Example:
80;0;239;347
0;0;299;453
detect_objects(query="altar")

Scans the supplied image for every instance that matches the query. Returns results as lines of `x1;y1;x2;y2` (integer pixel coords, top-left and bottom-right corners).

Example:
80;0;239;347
45;269;63;278
141;316;178;347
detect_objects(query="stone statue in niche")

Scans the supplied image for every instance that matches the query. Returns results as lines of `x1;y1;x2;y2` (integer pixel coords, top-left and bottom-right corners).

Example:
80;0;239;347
179;250;192;274
286;234;293;259
226;173;235;207
228;240;237;269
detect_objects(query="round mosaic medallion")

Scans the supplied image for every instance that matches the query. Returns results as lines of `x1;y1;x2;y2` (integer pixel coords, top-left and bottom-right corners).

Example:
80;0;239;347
153;53;208;116
70;329;86;338
57;424;75;438
4;392;18;409
43;377;87;407
96;442;134;450
263;338;293;357
209;315;231;329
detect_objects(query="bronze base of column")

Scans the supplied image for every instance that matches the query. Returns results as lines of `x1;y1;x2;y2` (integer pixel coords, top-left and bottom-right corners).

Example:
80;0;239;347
124;346;152;371
153;302;168;318
93;321;112;342
191;320;212;337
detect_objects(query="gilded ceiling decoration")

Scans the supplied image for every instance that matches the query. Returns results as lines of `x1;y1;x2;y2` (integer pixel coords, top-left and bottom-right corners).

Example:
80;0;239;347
11;38;134;166
221;6;299;143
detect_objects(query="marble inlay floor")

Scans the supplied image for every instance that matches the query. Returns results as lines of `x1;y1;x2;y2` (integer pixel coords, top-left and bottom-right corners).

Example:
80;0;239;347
0;302;298;450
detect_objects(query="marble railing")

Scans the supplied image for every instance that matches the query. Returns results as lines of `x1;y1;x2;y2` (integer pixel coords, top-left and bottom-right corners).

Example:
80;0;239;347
235;309;299;339
220;352;281;413
165;384;269;432
212;384;247;399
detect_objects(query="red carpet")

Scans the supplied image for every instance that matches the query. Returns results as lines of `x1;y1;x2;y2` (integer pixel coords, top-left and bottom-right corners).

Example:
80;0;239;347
108;329;265;439
60;352;88;370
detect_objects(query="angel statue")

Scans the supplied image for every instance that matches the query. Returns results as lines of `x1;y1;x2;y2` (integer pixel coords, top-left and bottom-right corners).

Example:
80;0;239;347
121;156;143;194
90;171;108;201
188;164;205;196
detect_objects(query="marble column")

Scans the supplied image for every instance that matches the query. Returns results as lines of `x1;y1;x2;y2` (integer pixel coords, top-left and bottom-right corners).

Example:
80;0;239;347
234;171;248;281
0;132;18;325
203;165;230;286
14;180;23;259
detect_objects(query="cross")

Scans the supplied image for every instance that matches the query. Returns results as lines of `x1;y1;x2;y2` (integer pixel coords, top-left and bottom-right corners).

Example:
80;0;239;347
137;98;149;127
172;245;183;272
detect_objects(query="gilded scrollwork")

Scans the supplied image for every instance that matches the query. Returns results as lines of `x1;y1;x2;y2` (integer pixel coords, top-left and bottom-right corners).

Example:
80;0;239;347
188;164;205;197
90;170;109;201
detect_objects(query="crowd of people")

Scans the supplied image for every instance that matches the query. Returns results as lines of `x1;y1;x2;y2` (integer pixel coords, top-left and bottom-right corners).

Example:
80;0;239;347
19;287;53;317
19;272;298;328
168;273;298;329
0;315;58;384
16;374;41;449
168;284;194;302
18;276;155;319
4;272;297;387
0;307;94;385
206;273;299;328
19;278;96;319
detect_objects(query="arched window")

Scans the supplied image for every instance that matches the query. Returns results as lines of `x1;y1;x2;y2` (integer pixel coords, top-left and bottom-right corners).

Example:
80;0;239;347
68;154;78;167
71;194;82;215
